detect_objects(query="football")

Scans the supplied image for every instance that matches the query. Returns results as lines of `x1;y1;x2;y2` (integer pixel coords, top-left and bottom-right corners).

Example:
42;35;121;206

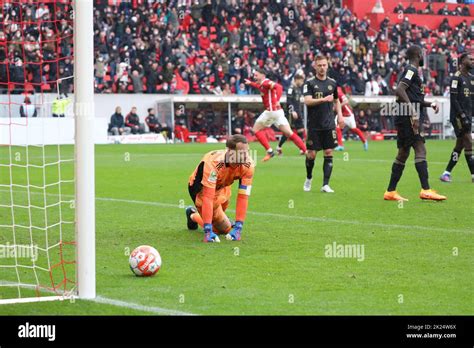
129;245;162;277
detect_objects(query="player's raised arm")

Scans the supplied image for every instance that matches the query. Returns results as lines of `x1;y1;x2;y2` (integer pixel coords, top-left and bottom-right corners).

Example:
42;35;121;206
244;78;260;89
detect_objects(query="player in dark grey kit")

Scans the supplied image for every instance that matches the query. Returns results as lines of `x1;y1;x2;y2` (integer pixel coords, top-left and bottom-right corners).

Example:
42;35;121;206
384;45;446;201
440;53;474;183
276;73;306;156
303;55;344;193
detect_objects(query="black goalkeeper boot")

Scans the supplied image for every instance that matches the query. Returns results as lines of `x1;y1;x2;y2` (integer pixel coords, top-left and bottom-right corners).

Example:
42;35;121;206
186;206;198;230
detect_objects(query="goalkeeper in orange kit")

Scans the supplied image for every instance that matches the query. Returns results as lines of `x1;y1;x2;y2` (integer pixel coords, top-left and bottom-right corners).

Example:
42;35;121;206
186;134;255;243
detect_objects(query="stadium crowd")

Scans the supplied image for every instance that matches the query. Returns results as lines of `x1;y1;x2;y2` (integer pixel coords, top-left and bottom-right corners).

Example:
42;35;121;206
394;2;471;16
89;0;472;97
1;0;473;136
0;0;472;98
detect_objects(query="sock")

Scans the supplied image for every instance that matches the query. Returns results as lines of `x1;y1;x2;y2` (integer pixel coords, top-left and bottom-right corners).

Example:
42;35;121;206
336;127;343;146
446;150;461;173
351;128;366;143
323;156;333;186
191;212;204;228
387;161;405;191
255;130;271;151
415;160;430;190
289;132;307;152
306;158;315;179
465;151;474;175
278;135;287;148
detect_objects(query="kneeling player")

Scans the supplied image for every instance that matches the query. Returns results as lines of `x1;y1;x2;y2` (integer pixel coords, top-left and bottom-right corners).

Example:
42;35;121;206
440;53;474;183
186;134;255;242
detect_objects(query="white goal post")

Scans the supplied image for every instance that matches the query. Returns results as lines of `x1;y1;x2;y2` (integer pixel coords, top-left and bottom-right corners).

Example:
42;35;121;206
74;0;96;300
0;0;95;304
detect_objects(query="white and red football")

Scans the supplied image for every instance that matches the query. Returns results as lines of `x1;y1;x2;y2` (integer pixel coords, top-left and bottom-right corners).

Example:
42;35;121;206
129;245;162;277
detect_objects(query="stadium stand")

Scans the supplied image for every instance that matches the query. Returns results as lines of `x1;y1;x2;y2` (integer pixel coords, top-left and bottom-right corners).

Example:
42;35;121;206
1;0;472;98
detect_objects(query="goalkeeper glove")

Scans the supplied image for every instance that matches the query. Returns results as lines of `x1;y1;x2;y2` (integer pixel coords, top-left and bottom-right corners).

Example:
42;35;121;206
227;221;243;241
203;223;220;243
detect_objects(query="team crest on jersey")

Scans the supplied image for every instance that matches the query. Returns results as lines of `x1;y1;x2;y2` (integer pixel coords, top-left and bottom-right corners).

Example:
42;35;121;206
328;85;333;91
464;88;470;97
208;170;217;183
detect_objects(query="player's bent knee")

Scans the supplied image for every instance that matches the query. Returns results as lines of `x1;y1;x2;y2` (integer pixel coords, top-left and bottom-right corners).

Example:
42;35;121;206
213;217;231;234
253;123;264;132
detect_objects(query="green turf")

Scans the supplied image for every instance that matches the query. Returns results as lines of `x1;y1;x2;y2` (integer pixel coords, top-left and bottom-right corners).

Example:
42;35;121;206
0;140;473;315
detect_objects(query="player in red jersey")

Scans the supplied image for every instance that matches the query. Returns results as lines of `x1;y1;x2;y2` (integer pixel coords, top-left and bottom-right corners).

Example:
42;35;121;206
245;68;307;162
334;86;368;151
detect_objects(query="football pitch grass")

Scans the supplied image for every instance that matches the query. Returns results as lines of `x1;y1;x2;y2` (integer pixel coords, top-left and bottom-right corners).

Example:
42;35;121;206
0;140;473;315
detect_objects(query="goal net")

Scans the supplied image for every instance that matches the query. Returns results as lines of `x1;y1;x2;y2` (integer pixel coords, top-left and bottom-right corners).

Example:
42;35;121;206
0;0;95;304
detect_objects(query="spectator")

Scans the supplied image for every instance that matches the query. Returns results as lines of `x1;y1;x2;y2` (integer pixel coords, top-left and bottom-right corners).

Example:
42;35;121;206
145;108;171;140
20;97;37;118
367;109;381;132
130;69;144;93
145;108;161;133
462;6;471;16
404;4;416;14
357;110;369;135
236;82;249;95
435;47;447;88
438;5;451;16
109;106;130;135
125;106;144;134
365;75;380;97
231;109;246;135
421;4;434;15
191;112;207;133
95;56;107;86
52;94;71;117
394;3;404;13
352;72;366;95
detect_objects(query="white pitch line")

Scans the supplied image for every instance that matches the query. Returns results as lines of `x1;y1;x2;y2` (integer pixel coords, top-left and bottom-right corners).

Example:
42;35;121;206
11;153;448;165
1;190;472;233
91;296;196;316
93;196;472;234
0;281;196;315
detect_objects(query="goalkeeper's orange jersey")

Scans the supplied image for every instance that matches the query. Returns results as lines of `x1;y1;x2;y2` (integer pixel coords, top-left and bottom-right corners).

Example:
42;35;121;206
189;150;255;195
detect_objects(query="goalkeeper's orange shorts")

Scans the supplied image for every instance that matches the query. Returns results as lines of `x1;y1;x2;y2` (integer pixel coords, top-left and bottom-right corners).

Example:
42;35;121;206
194;186;231;226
